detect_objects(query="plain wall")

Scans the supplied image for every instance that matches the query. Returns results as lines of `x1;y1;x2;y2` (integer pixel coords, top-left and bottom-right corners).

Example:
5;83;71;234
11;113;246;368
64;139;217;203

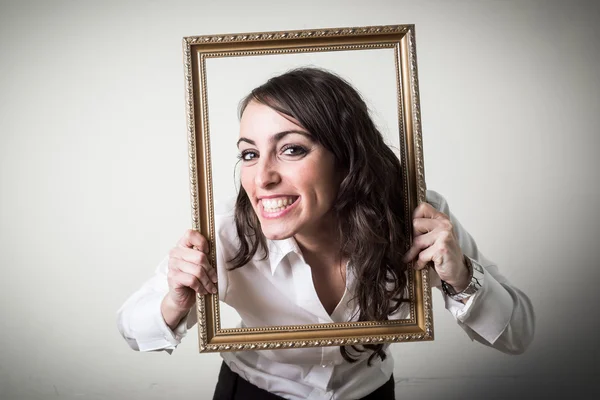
1;0;599;399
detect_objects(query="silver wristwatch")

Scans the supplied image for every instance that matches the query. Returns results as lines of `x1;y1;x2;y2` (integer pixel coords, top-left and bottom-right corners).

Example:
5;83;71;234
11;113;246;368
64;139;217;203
441;255;484;301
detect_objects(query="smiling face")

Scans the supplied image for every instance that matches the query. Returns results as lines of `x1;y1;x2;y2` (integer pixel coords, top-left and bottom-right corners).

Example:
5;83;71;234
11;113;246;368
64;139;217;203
237;100;340;241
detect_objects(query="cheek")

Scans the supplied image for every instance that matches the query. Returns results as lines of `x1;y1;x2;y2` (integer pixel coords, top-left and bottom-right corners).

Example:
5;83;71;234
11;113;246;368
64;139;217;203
300;160;339;200
240;168;253;192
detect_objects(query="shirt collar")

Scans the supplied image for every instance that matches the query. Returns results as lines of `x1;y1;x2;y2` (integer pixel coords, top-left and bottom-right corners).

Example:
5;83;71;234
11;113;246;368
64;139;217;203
266;236;304;275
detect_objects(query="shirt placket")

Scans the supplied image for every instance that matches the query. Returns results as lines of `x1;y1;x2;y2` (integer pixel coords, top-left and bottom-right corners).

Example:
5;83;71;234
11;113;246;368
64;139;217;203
287;252;336;397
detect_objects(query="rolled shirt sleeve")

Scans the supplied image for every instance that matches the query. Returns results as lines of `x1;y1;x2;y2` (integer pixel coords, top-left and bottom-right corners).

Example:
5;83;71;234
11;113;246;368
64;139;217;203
116;256;193;352
426;190;535;354
117;216;230;353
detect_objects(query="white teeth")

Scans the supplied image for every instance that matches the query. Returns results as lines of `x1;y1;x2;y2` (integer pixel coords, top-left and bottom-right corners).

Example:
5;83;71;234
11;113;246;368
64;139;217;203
262;197;295;212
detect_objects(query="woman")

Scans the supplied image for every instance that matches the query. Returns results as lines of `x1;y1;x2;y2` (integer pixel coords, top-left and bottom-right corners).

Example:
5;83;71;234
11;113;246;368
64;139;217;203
117;68;535;400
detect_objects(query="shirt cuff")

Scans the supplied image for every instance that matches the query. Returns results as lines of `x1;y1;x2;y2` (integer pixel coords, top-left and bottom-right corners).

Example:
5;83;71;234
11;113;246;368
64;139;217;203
130;294;190;352
443;259;513;344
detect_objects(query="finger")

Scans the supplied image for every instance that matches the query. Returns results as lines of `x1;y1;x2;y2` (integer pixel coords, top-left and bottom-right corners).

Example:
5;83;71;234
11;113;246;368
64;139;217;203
170;246;211;266
169;268;202;293
170;248;218;284
197;286;209;296
198;271;218;294
402;231;437;263
170;256;218;286
177;229;210;253
413;202;445;220
412;217;442;236
413;245;442;270
177;261;217;294
171;267;215;295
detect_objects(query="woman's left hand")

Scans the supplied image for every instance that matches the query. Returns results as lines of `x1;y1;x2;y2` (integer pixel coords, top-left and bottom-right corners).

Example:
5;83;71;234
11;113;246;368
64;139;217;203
402;202;470;292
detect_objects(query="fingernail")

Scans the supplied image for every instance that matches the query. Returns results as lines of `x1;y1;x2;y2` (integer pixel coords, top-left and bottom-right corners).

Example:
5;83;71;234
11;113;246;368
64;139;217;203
211;288;217;294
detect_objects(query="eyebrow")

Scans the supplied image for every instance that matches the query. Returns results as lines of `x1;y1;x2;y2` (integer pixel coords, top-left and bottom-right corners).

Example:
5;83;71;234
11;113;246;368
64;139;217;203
236;130;314;148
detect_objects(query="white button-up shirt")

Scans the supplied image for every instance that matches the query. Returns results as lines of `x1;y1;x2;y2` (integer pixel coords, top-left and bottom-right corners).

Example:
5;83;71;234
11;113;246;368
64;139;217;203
117;190;535;399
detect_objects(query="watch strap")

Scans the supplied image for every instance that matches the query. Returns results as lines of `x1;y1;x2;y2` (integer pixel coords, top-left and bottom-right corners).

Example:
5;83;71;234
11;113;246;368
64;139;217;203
441;255;484;301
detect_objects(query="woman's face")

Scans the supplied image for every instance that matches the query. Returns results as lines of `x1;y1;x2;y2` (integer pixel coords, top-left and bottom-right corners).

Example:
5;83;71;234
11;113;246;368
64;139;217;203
238;100;340;241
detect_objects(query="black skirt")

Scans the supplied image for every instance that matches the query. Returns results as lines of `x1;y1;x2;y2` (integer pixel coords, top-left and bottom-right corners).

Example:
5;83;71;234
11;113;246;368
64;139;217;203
213;361;395;400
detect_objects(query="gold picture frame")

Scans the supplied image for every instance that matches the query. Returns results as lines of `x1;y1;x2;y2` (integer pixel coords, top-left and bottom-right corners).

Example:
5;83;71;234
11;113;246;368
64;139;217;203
182;24;431;353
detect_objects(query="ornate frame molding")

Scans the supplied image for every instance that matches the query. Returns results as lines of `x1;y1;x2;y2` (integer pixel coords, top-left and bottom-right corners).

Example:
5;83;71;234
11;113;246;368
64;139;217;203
182;24;431;353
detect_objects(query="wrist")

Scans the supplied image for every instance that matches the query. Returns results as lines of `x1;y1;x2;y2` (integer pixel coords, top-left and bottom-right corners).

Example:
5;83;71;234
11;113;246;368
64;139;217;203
161;295;192;330
450;255;472;292
441;255;484;302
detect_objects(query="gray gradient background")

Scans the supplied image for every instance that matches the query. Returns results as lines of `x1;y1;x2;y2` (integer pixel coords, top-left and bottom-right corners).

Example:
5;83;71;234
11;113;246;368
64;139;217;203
1;0;599;399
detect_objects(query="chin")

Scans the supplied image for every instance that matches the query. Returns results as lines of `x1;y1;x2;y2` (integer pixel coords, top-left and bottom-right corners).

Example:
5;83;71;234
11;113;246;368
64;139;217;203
259;222;297;241
262;229;295;241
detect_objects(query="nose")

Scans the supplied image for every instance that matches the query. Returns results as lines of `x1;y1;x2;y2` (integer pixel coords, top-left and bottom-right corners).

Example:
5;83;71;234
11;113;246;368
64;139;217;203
254;157;281;189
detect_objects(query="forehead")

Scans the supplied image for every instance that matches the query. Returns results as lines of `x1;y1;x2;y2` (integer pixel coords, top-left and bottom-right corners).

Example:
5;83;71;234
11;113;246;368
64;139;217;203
239;101;303;139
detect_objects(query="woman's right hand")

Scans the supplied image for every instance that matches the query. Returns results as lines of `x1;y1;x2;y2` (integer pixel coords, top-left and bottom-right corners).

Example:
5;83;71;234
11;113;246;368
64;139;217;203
161;229;218;329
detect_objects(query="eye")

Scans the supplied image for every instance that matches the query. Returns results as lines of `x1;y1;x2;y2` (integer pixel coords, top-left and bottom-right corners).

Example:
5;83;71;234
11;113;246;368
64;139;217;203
238;150;258;162
281;144;307;157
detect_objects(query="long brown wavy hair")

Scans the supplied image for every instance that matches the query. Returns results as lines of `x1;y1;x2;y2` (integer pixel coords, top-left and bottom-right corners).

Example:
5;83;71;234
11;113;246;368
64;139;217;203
229;67;409;365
